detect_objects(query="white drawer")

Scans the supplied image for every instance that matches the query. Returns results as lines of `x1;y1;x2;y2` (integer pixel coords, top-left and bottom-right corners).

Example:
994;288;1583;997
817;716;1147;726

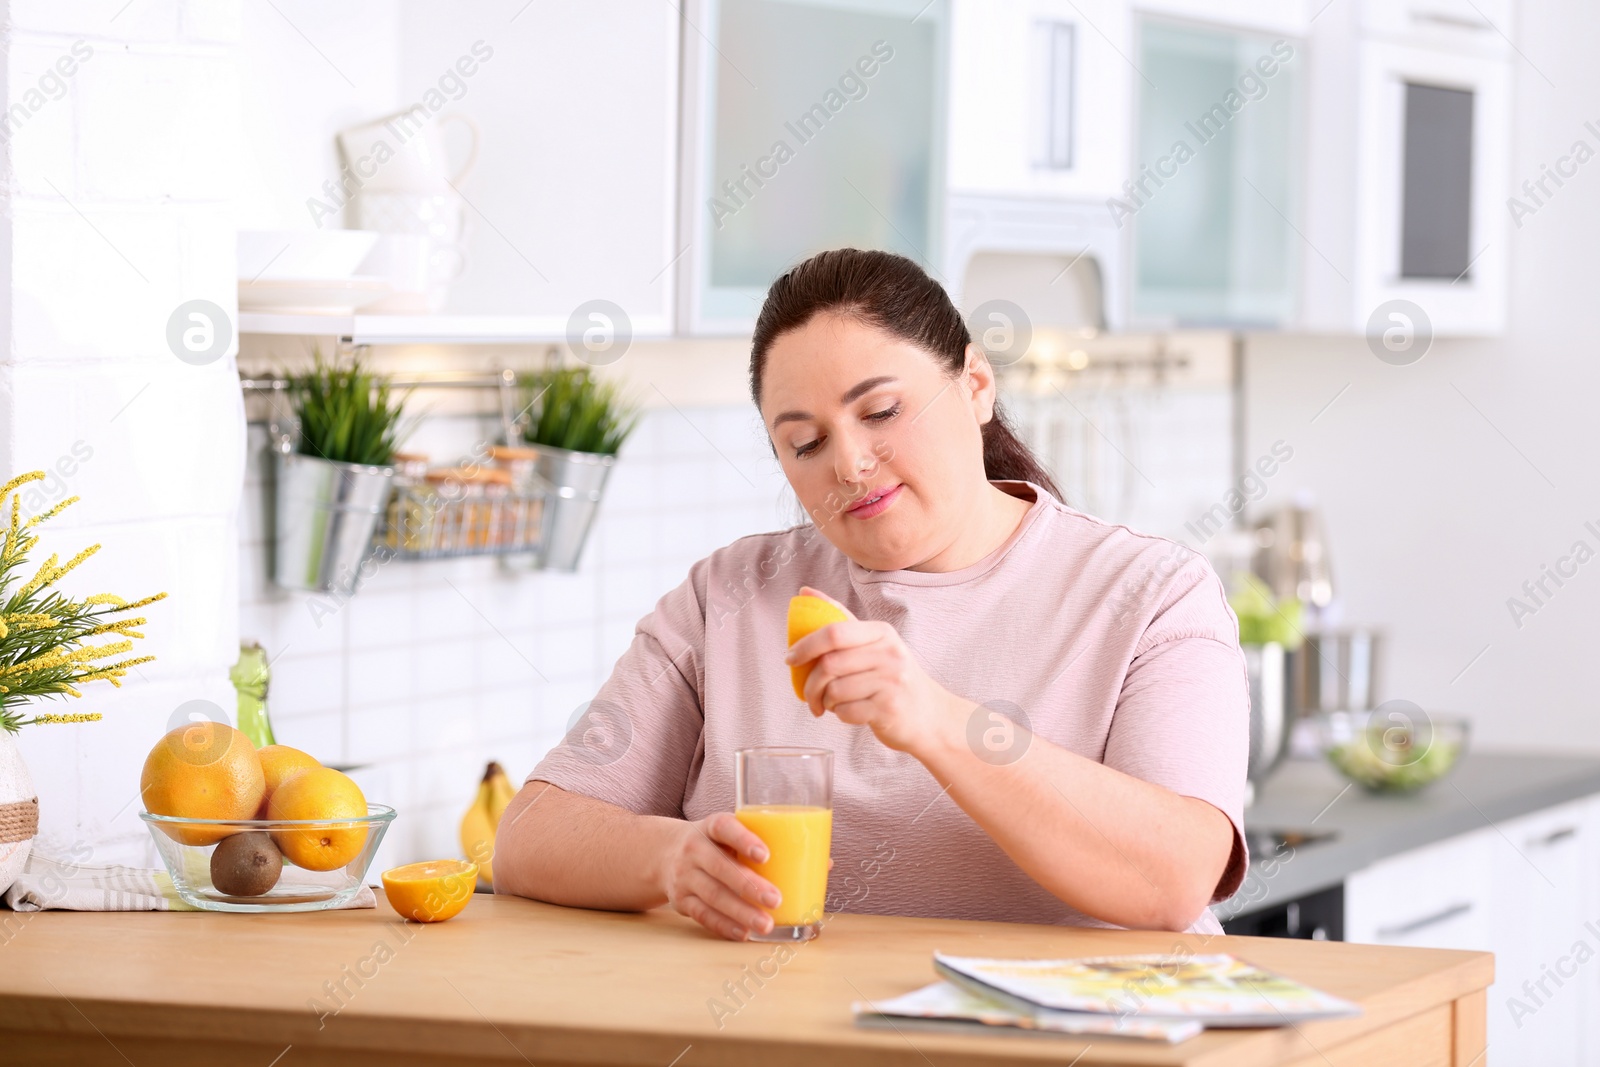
1345;825;1494;951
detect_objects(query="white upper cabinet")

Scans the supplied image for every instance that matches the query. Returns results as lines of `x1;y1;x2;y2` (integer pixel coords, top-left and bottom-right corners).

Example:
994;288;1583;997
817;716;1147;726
677;0;950;335
1300;0;1512;336
946;0;1132;201
1130;0;1311;37
394;0;680;337
1126;17;1305;327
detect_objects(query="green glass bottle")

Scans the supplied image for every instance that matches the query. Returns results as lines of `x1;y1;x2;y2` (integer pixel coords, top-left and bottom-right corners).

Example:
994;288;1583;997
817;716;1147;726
230;642;276;747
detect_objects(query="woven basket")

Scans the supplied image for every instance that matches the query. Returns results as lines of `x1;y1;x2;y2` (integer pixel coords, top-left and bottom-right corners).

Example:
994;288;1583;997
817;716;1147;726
0;729;38;895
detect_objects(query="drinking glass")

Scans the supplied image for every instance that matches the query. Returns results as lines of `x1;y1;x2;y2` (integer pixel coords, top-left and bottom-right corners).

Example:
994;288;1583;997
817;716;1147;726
734;747;833;942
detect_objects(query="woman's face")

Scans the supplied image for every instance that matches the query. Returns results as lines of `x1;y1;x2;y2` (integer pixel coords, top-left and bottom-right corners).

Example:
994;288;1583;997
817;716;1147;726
759;311;1000;571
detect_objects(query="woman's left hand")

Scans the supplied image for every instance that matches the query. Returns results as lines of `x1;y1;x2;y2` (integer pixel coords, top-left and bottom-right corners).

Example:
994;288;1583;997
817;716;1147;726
784;585;960;754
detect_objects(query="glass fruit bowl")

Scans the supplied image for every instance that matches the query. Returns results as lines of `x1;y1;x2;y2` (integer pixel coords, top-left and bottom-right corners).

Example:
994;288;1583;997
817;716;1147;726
1314;707;1469;794
139;804;396;912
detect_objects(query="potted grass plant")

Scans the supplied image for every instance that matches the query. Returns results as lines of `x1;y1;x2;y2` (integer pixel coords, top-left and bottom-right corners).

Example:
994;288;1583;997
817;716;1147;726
274;350;414;594
0;471;166;893
517;365;641;571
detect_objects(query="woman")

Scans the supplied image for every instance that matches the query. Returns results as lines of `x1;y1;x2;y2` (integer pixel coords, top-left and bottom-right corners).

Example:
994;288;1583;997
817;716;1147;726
496;248;1249;938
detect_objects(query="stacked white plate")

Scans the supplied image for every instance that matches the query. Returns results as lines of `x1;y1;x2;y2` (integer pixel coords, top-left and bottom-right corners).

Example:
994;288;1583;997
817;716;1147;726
237;229;392;315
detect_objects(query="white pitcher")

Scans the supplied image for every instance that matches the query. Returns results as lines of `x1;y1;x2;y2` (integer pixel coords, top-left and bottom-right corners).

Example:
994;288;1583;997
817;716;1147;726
336;107;479;194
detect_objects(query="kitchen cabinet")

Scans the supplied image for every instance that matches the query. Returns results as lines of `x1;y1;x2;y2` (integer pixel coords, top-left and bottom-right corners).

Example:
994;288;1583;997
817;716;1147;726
1345;824;1494;952
1127;16;1305;327
1131;0;1311;36
676;0;949;335
1300;0;1512;335
1485;797;1596;1066
945;0;1132;202
1345;794;1600;1066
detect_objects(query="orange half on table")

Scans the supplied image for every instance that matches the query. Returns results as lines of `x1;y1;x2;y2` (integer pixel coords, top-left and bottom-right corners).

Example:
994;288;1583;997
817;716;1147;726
787;594;851;701
382;860;480;923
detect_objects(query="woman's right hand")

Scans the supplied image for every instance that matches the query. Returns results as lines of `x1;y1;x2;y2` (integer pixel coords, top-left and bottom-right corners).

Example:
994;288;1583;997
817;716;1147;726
658;812;782;941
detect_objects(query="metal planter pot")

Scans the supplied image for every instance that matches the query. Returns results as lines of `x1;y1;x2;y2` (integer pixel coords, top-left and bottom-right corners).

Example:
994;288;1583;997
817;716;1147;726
273;450;394;594
528;444;616;572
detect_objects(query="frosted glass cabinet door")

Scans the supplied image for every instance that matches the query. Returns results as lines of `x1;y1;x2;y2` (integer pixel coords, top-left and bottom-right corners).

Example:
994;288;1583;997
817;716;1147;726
1129;19;1303;327
679;0;948;333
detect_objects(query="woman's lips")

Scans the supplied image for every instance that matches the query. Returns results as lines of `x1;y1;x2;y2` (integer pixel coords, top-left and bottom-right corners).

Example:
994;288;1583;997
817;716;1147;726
846;483;902;519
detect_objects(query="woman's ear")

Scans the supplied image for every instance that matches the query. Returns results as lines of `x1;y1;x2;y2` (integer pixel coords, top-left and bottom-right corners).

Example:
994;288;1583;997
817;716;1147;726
962;342;1001;425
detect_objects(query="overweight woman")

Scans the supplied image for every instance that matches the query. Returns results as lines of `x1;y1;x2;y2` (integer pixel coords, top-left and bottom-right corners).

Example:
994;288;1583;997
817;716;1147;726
495;248;1249;938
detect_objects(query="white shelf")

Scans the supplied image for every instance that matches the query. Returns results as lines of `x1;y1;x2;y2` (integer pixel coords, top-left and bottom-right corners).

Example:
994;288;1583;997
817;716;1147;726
238;312;677;345
238;312;575;345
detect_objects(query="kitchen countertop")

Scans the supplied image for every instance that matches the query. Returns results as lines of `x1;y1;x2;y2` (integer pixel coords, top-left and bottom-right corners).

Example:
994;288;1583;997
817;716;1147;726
1222;748;1600;921
1;894;1490;1066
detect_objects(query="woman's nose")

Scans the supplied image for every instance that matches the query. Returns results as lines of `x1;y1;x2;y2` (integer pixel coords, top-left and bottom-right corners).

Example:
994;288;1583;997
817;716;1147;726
833;436;879;487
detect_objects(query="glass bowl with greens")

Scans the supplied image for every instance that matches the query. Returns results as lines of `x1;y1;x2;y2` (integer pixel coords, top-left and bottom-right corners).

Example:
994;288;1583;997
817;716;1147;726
1314;705;1469;793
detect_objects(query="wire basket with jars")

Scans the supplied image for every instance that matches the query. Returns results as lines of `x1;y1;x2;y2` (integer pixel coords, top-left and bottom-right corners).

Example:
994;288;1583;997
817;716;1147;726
376;447;546;559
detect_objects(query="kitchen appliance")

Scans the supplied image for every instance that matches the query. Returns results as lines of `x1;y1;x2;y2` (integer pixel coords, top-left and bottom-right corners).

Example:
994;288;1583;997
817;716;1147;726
1244;641;1289;804
1224;883;1344;941
1252;493;1334;624
1292;627;1385;715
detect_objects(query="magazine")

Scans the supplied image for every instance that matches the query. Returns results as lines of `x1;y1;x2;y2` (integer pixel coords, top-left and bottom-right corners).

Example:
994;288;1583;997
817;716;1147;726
932;952;1361;1028
852;980;1203;1042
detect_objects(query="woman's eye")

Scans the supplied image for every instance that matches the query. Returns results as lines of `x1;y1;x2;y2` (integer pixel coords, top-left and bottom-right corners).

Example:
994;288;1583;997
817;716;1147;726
792;405;898;459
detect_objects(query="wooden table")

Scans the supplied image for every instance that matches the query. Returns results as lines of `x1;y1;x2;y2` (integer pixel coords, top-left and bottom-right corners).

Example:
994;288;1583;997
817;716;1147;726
0;894;1490;1067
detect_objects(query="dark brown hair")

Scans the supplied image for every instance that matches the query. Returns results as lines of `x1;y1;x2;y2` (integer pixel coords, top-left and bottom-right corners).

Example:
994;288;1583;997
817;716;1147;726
750;247;1064;504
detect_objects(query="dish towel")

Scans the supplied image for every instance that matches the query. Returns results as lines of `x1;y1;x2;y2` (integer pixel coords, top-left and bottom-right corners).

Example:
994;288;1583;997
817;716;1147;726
3;852;376;912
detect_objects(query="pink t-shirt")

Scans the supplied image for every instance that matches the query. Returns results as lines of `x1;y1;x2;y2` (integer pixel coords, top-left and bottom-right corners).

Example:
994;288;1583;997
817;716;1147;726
529;479;1251;934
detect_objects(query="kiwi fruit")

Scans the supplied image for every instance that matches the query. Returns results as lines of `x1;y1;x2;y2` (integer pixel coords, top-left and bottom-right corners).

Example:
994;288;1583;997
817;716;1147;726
210;831;284;896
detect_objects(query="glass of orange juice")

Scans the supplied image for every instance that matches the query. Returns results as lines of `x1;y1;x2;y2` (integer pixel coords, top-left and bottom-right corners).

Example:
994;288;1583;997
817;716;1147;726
734;747;833;942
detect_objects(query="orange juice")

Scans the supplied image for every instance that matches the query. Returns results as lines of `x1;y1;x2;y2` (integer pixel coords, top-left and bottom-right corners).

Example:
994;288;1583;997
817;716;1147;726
735;804;832;928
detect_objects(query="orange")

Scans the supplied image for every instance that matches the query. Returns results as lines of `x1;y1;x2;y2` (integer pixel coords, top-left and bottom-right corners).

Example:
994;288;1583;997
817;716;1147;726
787;593;851;700
381;860;479;923
255;745;321;818
140;722;265;846
266;767;369;871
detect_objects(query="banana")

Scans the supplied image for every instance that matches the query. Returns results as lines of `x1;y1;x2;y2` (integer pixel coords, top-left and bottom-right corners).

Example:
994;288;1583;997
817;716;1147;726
485;761;515;821
459;761;515;888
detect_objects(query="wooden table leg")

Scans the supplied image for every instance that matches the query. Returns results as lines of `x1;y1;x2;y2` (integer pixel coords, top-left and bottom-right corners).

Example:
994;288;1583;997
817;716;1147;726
1452;988;1488;1066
